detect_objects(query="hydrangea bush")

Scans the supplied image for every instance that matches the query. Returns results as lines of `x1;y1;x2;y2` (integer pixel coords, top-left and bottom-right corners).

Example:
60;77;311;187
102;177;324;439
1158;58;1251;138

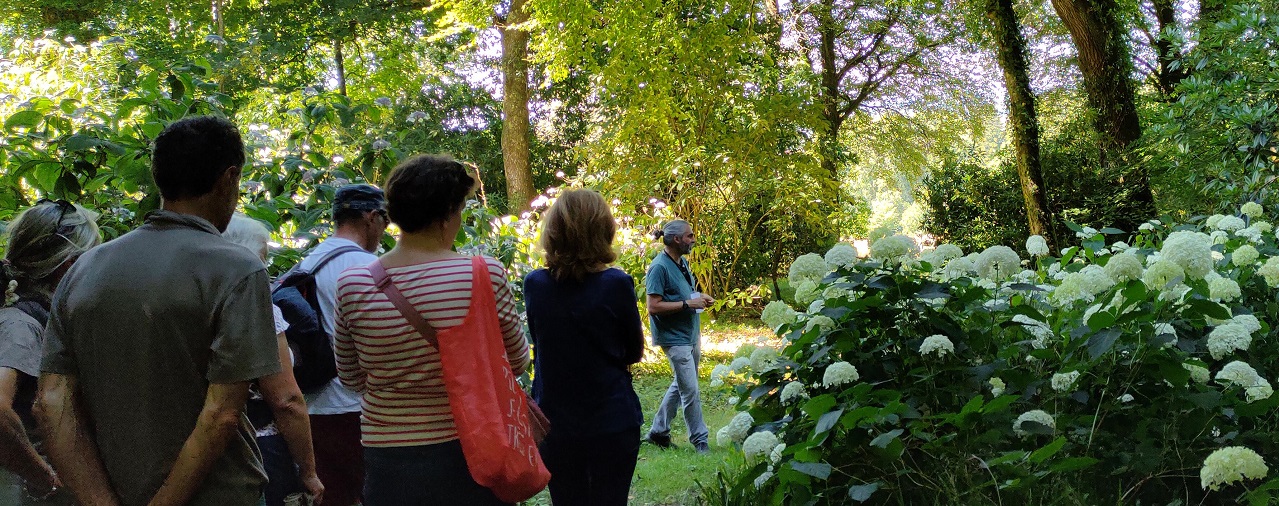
709;206;1279;504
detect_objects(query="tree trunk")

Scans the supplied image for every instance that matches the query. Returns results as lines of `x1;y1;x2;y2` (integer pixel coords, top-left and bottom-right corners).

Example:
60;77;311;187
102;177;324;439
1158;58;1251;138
985;0;1056;246
500;0;536;211
334;36;348;97
1050;0;1155;209
818;0;842;180
1151;0;1187;97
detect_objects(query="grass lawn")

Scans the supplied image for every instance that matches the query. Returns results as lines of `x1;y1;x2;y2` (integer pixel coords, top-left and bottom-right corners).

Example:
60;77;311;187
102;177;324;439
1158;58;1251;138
524;315;776;505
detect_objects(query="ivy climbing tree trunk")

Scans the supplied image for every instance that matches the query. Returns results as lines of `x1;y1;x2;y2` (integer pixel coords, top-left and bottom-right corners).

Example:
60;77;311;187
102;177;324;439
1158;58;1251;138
334;36;347;97
985;0;1056;247
500;0;535;212
1050;0;1156;211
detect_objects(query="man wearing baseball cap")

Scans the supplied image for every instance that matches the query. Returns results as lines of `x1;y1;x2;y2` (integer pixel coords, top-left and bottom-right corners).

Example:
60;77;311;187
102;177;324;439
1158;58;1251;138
297;183;387;506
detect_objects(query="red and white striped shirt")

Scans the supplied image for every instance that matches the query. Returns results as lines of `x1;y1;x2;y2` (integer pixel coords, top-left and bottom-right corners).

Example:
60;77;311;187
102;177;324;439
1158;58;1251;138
334;255;530;447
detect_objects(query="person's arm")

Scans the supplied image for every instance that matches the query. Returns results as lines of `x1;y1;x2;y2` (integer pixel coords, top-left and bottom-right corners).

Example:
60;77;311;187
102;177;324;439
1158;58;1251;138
34;373;119;506
259;335;324;504
645;294;711;315
145;382;251;506
616;277;646;365
489;259;531;373
0;368;58;495
334;278;367;394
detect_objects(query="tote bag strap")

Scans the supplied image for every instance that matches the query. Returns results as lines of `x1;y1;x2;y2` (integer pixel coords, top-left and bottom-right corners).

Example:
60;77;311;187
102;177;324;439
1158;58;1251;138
367;260;439;347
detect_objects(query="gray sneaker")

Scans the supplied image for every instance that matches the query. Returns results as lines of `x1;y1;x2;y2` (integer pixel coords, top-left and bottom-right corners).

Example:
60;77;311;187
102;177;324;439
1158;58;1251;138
694;442;710;454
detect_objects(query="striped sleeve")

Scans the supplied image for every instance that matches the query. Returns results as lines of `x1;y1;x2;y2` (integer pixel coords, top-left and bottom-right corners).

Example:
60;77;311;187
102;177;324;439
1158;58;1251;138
335;270;368;393
485;256;531;373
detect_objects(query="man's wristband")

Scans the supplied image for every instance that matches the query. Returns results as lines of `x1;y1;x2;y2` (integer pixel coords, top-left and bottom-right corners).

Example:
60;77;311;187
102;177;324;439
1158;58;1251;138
681;300;690;311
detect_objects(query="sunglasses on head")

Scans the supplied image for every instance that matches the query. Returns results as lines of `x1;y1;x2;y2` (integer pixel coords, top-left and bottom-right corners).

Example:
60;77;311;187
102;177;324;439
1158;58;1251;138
35;198;75;237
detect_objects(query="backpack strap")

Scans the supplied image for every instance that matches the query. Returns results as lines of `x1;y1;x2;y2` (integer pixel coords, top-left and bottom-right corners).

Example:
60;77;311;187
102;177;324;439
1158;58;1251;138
309;245;367;275
12;299;49;328
368;260;439;347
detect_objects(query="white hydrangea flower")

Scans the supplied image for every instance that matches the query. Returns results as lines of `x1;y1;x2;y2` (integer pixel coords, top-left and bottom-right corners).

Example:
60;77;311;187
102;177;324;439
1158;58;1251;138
1216;215;1246;232
1253;220;1272;233
780;381;808;404
769;443;786;464
803;315;835;333
1207;323;1253;360
788;253;828;286
1216;361;1274;402
1076;226;1098;239
742;431;779;461
1112;241;1130;250
989;377;1006;397
1154;322;1176;348
710;364;732;388
1142;259;1185;291
921;243;963;266
753;470;774;489
1206;214;1226;228
1118;393;1135;403
1231;245;1260;267
1231;314;1262;334
730;357;752;373
1209;276;1242;302
761;301;798;330
1258;257;1279;287
1052;265;1115;306
942;256;975;280
807;299;825;314
1051;371;1081;392
1026;235;1050;257
1242;202;1265;218
1104;252;1144;282
1201;446;1269;491
1184;363;1211;384
1160;231;1214;279
793;280;820;307
1139;222;1156;231
1236;226;1263;243
975;246;1021;281
717;412;754;446
821;285;849;301
870;235;918;263
919;334;955;357
1012;410;1056;437
1210;231;1230;245
824;243;859;270
1011;314;1053;349
822;361;859;387
750;347;779;373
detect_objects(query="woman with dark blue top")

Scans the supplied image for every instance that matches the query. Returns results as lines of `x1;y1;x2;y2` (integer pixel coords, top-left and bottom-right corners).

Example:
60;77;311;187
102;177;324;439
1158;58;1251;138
524;189;645;506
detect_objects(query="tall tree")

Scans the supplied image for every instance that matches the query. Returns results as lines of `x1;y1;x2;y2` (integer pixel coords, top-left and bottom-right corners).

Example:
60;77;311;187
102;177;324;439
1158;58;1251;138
499;0;536;211
984;0;1056;245
1050;0;1156;209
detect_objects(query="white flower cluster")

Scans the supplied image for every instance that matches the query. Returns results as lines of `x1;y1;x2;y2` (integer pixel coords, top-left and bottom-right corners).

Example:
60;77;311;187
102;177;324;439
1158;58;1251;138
788;253;827;286
1012;410;1056;437
1104;252;1144;282
1012;314;1053;349
1076;226;1098;239
716;412;754;446
919;334;954;357
989;377;1006;397
710;364;732;388
770;443;786;464
1207;275;1242;302
1051;371;1081;392
1026;235;1049;257
1215;215;1246;232
1215;361;1274;402
753;470;773;489
870;235;918;263
1142;259;1184;292
750;347;779;373
1259;257;1279;287
760;300;798;330
1184;363;1211;384
824;243;859;270
1207;322;1255;360
1232;244;1260;267
730;357;752;372
942;256;975;280
975;246;1021;281
1160;231;1214;279
822;361;859;387
1052;265;1115;306
921;243;963;266
803;315;835;334
1241;202;1265;218
793;280;821;307
1200;446;1269;491
742;431;779;461
822;284;849;301
780;381;808;404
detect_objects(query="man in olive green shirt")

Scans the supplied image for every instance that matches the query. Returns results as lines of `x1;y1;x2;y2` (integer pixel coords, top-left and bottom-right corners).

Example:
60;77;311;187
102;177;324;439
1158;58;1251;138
38;116;280;506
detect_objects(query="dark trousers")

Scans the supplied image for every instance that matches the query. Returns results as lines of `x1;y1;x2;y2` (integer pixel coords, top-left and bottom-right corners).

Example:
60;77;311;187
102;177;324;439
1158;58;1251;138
363;440;510;506
310;413;363;506
259;434;303;506
540;427;641;506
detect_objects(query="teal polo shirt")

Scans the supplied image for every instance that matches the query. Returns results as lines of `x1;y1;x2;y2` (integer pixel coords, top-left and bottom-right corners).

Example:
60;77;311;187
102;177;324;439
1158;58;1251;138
645;251;700;346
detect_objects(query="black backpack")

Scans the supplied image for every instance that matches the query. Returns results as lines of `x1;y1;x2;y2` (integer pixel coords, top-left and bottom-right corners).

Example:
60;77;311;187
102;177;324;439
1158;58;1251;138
271;245;365;393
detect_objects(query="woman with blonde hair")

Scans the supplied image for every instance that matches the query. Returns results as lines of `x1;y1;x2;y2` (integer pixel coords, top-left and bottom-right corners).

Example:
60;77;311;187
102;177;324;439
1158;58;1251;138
0;199;100;505
523;189;645;505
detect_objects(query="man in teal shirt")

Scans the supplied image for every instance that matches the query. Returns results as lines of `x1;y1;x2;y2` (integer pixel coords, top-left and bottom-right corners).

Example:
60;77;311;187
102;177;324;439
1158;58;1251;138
643;220;713;452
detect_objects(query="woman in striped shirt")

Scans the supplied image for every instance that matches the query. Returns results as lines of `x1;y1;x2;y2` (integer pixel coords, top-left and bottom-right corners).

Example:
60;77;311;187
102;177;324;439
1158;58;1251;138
333;155;530;506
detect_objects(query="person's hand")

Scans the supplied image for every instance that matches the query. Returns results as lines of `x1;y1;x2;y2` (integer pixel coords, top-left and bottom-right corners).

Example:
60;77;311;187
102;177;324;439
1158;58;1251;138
700;293;716;306
687;296;710;310
301;473;324;506
24;465;60;500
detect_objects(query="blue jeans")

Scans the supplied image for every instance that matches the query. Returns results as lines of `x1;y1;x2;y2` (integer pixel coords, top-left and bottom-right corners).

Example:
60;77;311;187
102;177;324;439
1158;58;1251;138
649;344;709;445
363;441;511;506
258;434;303;506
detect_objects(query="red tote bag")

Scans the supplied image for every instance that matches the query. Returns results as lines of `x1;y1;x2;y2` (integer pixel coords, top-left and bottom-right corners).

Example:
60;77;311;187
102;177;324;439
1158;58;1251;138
370;256;550;503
